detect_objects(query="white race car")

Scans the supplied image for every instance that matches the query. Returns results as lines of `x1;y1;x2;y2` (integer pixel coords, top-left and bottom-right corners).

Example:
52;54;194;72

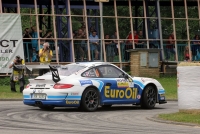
23;62;167;112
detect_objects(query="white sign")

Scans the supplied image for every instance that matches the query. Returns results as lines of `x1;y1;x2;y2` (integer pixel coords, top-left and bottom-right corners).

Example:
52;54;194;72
0;14;24;73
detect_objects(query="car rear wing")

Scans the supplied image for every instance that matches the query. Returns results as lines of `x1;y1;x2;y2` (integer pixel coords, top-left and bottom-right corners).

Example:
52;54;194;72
49;65;61;83
25;65;60;72
15;65;61;83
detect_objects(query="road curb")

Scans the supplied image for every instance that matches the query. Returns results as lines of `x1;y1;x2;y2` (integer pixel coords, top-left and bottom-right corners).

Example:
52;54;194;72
146;114;200;127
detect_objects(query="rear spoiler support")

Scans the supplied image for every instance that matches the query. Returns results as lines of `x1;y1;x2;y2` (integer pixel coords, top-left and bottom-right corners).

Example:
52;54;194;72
49;65;60;83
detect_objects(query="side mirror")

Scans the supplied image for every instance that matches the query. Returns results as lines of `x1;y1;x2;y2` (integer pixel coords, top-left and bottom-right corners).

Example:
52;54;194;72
124;74;129;79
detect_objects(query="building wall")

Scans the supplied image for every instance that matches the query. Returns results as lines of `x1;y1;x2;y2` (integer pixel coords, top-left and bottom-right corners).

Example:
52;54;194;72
0;0;200;68
130;50;160;78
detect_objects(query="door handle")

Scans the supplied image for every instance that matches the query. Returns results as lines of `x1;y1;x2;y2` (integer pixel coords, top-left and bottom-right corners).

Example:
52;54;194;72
106;83;111;86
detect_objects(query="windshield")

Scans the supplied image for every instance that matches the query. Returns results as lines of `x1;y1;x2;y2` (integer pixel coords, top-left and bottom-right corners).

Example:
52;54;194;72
45;65;86;76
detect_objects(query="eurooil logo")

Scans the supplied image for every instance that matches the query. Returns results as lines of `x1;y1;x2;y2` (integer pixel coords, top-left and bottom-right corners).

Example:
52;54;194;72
66;100;79;105
104;86;138;99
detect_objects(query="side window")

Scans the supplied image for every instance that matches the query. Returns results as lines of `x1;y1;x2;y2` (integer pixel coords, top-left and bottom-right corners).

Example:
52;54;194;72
82;68;99;77
98;65;124;78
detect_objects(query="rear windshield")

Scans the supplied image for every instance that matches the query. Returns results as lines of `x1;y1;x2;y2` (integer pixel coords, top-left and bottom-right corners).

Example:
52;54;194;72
45;65;86;76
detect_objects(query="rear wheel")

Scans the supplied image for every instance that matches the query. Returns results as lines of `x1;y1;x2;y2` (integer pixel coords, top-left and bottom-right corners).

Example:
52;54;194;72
141;85;157;109
81;88;99;112
39;106;55;111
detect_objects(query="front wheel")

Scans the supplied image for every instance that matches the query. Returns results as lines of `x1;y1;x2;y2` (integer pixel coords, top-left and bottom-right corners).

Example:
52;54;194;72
81;88;99;112
141;85;157;109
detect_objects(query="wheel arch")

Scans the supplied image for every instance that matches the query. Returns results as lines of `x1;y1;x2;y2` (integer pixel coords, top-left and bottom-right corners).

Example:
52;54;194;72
81;85;101;102
141;83;158;103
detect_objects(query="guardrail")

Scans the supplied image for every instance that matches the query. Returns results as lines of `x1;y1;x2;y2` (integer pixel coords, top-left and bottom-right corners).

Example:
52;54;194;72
23;41;200;63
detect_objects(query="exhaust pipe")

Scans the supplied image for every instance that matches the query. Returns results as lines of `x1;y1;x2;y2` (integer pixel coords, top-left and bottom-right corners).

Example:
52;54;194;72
35;101;43;106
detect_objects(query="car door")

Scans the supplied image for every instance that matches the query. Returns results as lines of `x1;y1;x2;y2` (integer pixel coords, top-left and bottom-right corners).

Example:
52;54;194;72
96;65;137;105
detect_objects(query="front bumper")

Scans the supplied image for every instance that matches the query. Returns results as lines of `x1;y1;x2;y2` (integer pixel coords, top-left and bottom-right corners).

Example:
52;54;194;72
23;99;80;107
159;100;167;104
158;93;167;104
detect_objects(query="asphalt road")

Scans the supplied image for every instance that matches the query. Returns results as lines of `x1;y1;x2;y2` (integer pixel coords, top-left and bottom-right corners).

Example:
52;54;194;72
0;101;199;134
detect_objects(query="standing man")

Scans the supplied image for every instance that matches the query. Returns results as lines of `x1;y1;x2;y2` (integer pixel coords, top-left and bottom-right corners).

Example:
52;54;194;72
74;28;85;61
166;32;176;61
38;42;53;76
89;30;99;60
9;55;25;93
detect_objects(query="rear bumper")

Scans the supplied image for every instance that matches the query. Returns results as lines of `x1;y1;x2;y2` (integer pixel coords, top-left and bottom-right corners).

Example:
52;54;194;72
23;99;80;107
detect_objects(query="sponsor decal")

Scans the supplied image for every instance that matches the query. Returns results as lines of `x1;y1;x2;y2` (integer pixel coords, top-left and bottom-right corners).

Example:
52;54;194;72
71;92;79;96
36;84;46;87
79;80;92;86
104;86;138;99
117;82;129;88
66;100;79;105
137;95;141;99
116;79;134;88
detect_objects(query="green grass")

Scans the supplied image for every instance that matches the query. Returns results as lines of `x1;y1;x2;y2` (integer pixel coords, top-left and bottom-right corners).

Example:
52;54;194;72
159;112;200;125
0;85;23;99
0;76;177;99
156;76;177;100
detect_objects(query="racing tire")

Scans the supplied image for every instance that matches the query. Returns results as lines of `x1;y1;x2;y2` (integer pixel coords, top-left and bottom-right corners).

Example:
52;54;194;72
141;85;157;109
39;106;55;111
81;88;99;112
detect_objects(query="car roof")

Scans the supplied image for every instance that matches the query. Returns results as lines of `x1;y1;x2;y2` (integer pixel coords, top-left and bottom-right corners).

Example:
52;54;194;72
70;62;112;67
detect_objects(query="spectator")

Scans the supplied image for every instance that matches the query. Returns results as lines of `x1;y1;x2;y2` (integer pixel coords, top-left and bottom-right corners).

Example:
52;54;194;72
81;22;86;36
39;39;46;49
89;30;99;60
137;30;146;48
184;45;192;61
111;31;123;56
105;34;115;62
193;35;200;45
31;26;39;62
43;30;53;38
9;55;25;93
124;30;138;61
89;26;96;36
73;30;78;38
38;42;53;76
74;29;85;61
23;28;32;62
43;30;54;50
191;35;200;61
166;32;176;61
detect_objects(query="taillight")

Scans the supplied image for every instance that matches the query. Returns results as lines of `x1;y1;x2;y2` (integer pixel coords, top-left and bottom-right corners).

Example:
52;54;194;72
53;83;74;89
25;84;30;89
